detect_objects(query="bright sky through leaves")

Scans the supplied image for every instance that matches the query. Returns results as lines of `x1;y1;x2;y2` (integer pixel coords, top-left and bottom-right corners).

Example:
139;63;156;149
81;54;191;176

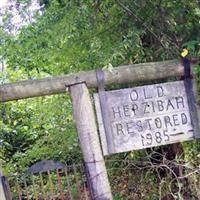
0;0;8;8
0;0;40;34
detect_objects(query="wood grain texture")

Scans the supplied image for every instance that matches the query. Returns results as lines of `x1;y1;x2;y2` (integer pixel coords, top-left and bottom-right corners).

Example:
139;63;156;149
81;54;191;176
70;83;112;200
0;60;183;102
94;81;199;155
0;167;6;200
0;177;6;200
2;176;12;200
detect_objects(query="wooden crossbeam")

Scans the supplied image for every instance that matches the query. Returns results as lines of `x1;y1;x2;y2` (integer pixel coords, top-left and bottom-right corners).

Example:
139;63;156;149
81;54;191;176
0;60;184;102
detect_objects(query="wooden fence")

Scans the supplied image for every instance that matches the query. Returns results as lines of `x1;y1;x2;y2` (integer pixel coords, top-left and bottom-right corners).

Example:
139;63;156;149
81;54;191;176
1;59;200;200
5;160;90;200
3;158;200;200
0;60;185;102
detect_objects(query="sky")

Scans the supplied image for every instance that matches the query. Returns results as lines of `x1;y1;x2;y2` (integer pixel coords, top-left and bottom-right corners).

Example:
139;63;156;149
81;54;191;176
0;0;8;8
0;0;40;34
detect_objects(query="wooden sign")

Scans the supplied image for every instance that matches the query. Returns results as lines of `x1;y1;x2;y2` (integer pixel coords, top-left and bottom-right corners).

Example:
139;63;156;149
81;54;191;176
94;80;199;155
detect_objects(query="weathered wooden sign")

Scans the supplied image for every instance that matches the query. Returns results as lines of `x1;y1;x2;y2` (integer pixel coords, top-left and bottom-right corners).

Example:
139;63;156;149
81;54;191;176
94;80;199;155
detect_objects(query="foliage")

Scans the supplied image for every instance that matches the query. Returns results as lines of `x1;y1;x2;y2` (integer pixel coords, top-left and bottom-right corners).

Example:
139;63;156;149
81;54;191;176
0;0;200;198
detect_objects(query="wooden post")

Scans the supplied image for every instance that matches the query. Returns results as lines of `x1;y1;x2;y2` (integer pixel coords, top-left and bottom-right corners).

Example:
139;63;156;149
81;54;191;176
0;177;6;200
0;164;6;200
2;176;12;200
69;83;112;200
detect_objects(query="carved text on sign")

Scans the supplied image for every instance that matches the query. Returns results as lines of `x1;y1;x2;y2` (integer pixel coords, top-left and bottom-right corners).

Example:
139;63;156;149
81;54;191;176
94;81;194;155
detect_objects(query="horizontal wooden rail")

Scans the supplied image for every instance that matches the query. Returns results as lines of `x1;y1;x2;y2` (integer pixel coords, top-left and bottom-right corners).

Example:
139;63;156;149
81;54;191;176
0;60;184;102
